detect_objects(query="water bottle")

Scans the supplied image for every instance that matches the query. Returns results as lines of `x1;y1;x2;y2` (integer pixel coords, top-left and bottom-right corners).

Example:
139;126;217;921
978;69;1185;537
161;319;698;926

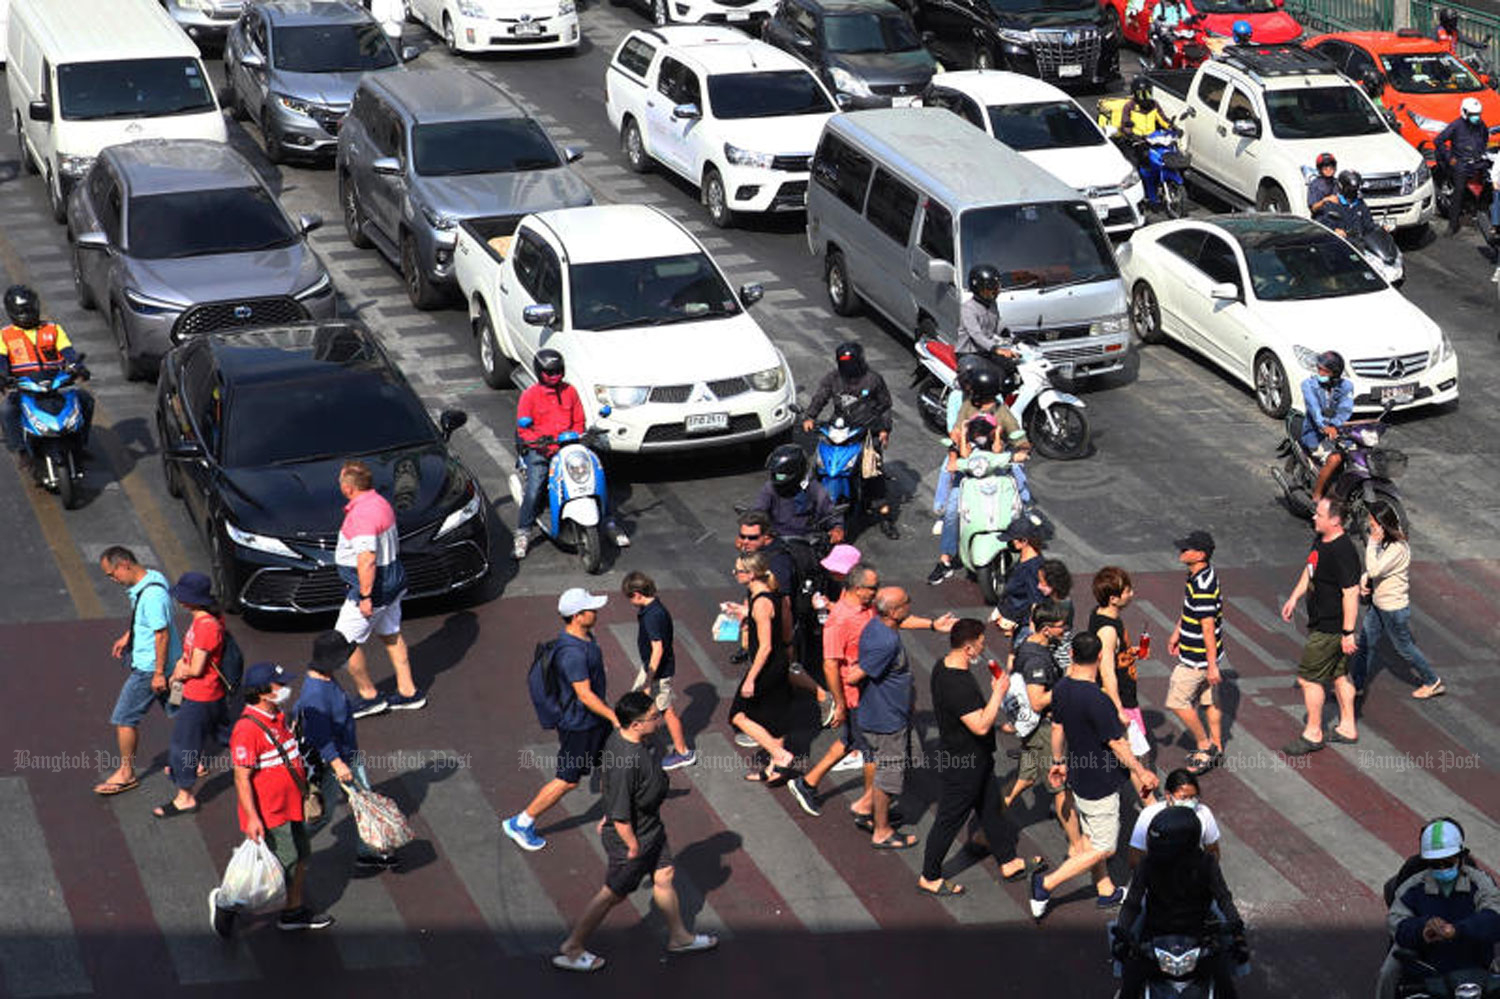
1138;627;1151;659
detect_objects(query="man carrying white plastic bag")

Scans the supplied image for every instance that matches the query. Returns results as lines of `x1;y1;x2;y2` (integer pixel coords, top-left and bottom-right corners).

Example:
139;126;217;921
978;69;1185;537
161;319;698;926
210;662;334;938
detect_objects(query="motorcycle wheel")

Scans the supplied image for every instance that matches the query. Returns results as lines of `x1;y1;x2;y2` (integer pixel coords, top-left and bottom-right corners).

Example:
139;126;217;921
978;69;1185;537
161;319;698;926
917;376;950;435
1161;179;1187;219
56;450;79;511
976;561;1000;605
1026;403;1090;460
578;524;603;575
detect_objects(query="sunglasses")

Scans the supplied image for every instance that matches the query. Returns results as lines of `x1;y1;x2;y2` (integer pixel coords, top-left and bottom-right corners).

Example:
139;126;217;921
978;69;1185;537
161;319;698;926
737;533;763;541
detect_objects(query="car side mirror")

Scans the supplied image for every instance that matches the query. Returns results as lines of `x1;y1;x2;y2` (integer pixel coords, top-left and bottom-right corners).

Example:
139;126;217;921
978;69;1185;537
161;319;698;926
1231;118;1260;139
523;303;557;327
921;30;936;44
166;440;206;461
402;45;421;62
28;99;51;123
563;146;584;163
438;409;468;440
371;156;402;177
835;93;853;109
672;103;701;120
927;258;956;284
74;230;111;251
298;212;323;234
794;34;814;48
740;282;764;306
1209;282;1239;301
240;51;266;70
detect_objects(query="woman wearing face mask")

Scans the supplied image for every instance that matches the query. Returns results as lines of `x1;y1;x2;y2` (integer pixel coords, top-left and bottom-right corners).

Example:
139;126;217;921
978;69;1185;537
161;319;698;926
1126;768;1221;869
1348;501;1443;699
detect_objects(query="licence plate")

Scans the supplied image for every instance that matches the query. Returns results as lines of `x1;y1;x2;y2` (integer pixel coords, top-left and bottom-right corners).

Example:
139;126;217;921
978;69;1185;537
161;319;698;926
1058;64;1083;78
891;95;919;108
513;22;543;34
686;412;730;433
727;10;749;19
1379;382;1416;405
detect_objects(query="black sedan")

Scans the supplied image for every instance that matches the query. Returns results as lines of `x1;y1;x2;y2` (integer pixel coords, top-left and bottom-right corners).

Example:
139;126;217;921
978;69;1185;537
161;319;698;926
156;321;490;614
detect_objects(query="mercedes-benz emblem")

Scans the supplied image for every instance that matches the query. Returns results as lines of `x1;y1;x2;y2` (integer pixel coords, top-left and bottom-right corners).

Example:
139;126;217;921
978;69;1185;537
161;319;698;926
1386;357;1406;379
233;305;253;320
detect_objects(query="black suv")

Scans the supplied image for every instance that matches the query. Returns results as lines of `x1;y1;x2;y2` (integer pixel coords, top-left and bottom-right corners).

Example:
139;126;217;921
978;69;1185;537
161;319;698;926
910;0;1118;88
762;0;938;108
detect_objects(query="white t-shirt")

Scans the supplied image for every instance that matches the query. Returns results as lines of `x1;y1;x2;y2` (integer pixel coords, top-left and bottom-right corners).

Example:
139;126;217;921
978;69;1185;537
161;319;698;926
1129;800;1222;851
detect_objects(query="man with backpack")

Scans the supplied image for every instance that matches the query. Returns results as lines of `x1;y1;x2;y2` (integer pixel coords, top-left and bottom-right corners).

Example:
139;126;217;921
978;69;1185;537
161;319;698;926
504;589;618;853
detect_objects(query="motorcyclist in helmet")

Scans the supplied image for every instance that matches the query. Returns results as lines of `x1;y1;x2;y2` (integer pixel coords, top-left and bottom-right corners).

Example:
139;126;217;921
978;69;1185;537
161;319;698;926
1308;152;1340;214
1361;68;1388;106
801;341;898;538
1377;817;1500;999
1316;170;1377;242
1230;18;1253;45
1119;75;1175;140
953;264;1016;361
512;349;628;560
1113;806;1246;999
1435;95;1491;235
0;285;93;467
1298;350;1355;504
751;443;843;544
1435;6;1484;54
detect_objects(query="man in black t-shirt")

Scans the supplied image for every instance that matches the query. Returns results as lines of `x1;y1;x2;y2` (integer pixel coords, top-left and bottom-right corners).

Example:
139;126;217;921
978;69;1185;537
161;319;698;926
1280;496;1362;756
623;572;694;770
1002;601;1083;855
553;692;717;973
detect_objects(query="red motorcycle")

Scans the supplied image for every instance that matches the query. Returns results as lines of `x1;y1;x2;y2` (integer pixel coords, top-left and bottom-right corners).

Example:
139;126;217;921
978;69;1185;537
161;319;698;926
1422;141;1499;243
1134;11;1214;70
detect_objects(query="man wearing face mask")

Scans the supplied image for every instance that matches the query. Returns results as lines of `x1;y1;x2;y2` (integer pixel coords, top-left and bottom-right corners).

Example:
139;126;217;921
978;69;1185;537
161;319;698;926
1435;97;1491;236
1298;351;1354;505
802;342;898;539
1127;768;1222;869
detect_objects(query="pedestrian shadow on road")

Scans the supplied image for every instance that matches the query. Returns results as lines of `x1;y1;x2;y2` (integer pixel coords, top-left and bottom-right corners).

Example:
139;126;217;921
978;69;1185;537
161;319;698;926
672;829;741;927
409;609;481;694
677;680;721;746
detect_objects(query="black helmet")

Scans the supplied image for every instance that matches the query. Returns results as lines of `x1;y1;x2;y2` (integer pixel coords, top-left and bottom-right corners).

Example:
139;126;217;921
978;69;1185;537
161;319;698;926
967;364;1001;406
766;443;808;495
4;285;40;329
968;264;1001;299
533;348;565;385
1131;74;1152;103
1315;151;1337;171
1440;6;1458;31
1316;350;1345;379
835;340;866;380
1361;69;1384;98
1337;169;1363;200
1146;804;1203;862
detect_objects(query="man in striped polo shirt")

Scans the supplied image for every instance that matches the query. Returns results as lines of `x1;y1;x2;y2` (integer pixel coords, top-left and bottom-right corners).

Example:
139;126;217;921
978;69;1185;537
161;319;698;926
1165;531;1225;776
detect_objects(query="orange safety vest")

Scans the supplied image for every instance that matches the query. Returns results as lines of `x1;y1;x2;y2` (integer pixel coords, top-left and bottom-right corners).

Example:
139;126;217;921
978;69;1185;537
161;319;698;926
1;323;61;376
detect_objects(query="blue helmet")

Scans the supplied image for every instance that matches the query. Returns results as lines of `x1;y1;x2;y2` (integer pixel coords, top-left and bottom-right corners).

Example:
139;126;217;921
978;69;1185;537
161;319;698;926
1232;19;1252;43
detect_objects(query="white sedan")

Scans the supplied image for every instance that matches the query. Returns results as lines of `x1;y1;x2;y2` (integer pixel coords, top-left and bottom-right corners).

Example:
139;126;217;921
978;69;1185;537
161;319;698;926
1118;215;1458;418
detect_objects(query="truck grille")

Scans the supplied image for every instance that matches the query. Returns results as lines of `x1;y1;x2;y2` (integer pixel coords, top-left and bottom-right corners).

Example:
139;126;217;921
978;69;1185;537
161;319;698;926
649;378;751;403
1025;324;1092;343
771;154;811;172
708;376;749;398
1031;28;1101;80
870;83;918;96
1350;351;1429;381
771;180;808;209
642;413;762;444
172;297;308;341
1361;172;1404;197
650;385;693;404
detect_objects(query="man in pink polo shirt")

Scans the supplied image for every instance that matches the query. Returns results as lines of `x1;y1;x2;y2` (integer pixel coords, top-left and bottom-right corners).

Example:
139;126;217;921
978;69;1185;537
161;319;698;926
336;460;423;718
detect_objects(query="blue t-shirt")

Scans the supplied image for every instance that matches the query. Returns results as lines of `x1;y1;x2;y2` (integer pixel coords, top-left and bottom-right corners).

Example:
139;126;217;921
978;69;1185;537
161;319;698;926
295;674;358;766
636;599;676;680
555;631;608;732
128;570;181;673
855;618;913;734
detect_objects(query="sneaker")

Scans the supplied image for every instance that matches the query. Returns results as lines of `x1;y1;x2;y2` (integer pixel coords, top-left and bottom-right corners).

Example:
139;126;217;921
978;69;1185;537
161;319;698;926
351;696;388;720
1029;871;1051;921
277;907;335;931
512;532;530;560
1096;887;1125;909
208;887;235;939
831;750;864;772
386;690;427;711
734;732;759;748
880;519;900;540
788;776;820;817
729;648;751;666
661;750;697;771
927;561;954;585
502;814;546;852
355;853;400;871
1413;680;1446;699
818;693;836;728
607;521;631;548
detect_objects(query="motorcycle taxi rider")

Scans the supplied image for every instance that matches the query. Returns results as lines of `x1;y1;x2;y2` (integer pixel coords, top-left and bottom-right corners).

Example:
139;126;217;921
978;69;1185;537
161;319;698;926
1316;171;1378;241
511;348;629;560
1434;96;1491;236
752;444;844;545
1309;152;1341;215
0;285;93;470
1299;351;1355;506
801;341;899;539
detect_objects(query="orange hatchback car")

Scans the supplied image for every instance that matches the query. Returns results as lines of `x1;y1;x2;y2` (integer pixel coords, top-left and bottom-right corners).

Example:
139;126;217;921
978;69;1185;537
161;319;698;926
1305;29;1500;150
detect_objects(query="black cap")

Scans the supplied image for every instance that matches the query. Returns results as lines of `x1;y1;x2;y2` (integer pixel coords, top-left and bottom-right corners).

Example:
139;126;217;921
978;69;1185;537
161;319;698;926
1174;530;1215;557
309;630;355;672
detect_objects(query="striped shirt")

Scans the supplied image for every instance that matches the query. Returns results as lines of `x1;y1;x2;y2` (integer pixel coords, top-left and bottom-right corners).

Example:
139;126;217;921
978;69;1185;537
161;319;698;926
336;488;406;606
1177;565;1224;669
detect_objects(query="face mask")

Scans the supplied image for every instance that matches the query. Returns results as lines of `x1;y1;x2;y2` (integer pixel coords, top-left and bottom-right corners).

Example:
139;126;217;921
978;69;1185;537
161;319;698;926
1172;797;1199;810
1432;865;1460;885
1468;114;1483;125
270;686;291;706
1319;375;1335;387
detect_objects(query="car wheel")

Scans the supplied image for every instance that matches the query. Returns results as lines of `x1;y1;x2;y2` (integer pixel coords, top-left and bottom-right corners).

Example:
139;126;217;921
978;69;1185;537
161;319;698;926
210;531;242;615
475;303;513;389
704;168;734;228
825;249;860;316
973;42;993;70
1256;183;1290;214
654;0;669;25
1253;350;1291;419
221;77;241;120
72;245;96;311
443;13;459;54
341;173;373;249
46;166;66;224
622;118;651;173
111;309;141;383
157;414;183;499
1130;281;1164;344
15;115;37;176
262;110;286;165
401;232;444;310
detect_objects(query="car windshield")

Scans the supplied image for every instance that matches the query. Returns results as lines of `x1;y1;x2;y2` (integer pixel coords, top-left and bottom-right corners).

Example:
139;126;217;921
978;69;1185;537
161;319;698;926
224;365;435;468
1193;0;1276;12
127;188;297;259
569;253;742;331
707;70;835;119
1243;232;1385;300
412;119;562;176
1381;51;1485;93
1265;86;1388;139
57;58;216;121
987;101;1105;150
272;23;398;73
960;202;1118;291
822;13;923;53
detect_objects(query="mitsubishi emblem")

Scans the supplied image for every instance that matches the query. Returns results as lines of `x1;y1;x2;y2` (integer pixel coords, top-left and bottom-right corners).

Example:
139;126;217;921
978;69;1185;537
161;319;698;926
691;383;714;404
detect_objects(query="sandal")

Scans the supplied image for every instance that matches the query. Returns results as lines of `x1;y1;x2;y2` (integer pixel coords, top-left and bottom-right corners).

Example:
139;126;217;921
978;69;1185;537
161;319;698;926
1412;681;1446;699
153;800;199;819
551;951;606;973
918;879;966;897
1327;729;1359;745
1185;746;1222;776
1281;735;1325;756
872;832;918;851
667;933;718;955
93;778;140;797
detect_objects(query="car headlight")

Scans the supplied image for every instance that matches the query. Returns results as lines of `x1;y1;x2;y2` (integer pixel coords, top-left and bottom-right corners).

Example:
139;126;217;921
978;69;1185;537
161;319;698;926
1292;344;1321;371
435;488;483;539
175;0;212;11
595;385;650;408
418;201;456;231
1408;109;1446;134
58;153;95;178
724;143;777;169
997;27;1033;45
457;0;486;16
828;67;873;98
225;521;300;559
274;93;316;117
559;0;576;12
1090;313;1129;335
1434;331;1455;365
1416;160;1432;187
293;272;333;301
1119;170;1138;190
124;288;187;316
749;365;785;391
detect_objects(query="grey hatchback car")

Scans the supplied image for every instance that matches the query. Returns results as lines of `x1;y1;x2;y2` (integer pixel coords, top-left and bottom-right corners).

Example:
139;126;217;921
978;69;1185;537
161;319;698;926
223;0;413;163
67;140;336;380
336;69;593;309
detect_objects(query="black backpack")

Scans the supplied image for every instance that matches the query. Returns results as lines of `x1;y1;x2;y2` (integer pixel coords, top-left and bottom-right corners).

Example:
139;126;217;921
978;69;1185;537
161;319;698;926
216;627;245;694
526;639;571;730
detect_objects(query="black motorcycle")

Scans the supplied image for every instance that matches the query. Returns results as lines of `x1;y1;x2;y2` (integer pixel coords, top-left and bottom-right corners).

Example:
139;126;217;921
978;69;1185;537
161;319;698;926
1392;946;1500;998
1271;404;1408;539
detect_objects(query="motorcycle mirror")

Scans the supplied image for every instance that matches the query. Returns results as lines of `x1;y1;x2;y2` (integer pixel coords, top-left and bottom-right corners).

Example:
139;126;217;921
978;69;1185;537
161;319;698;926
599;404;613;417
518;416;534;429
439;409;468;440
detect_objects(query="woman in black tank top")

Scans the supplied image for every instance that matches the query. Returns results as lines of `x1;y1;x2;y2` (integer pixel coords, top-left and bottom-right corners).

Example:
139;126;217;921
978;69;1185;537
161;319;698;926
731;552;795;782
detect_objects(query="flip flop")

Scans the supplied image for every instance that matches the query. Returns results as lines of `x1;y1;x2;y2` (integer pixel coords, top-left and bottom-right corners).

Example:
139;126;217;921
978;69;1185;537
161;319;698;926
1328;730;1359;745
853;808;903;832
1281;735;1326;756
153;801;199;819
918;879;966;897
1184;746;1222;776
1002;855;1048;881
551;951;606;973
667;933;718;955
872;833;918;851
93;778;140;797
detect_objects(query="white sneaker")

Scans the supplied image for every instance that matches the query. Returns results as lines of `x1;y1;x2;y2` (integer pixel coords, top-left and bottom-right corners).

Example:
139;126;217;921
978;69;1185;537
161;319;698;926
832;751;864;772
512;532;530;560
931;519;943;537
734;732;758;748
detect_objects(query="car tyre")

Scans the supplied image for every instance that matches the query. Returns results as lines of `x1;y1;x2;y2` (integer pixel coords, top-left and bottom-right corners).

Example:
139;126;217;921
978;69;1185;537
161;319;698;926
622;119;651;173
210;531;242;615
1256;183;1290;214
221;77;245;121
46;166;66;224
262;110;287;165
111;309;142;383
1130;281;1164;344
475;304;513;389
341;173;373;249
443;14;460;54
402;232;444;310
72;245;96;311
158;415;184;499
825;249;860;317
703;167;734;228
16;115;37;176
1253;350;1291;419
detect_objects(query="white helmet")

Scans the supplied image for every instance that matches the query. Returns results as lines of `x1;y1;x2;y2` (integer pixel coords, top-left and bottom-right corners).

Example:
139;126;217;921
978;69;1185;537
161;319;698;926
1461;96;1484;117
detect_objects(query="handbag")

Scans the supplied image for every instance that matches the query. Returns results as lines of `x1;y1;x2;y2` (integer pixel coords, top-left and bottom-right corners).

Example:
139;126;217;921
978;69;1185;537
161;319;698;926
347;787;414;853
243;713;324;824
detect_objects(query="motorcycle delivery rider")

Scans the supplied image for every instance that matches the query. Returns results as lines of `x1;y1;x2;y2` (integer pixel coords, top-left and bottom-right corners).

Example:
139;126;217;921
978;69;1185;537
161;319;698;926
511;348;629;560
1434;96;1490;235
1316;171;1378;241
801;341;899;539
0;285;93;469
1117;76;1176;167
1309;152;1341;214
1299;351;1355;506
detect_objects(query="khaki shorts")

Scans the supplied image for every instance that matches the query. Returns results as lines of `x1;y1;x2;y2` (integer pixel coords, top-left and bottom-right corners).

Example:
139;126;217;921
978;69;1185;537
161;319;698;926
864;728;909;796
633;667;675;712
1017;721;1054;786
1074;791;1121;853
1165;664;1219;710
1298;631;1348;684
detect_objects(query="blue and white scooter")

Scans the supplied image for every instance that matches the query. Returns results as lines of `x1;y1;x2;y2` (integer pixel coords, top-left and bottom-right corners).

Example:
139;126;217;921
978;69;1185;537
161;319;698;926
810;415;867;508
507;410;613;574
6;354;89;510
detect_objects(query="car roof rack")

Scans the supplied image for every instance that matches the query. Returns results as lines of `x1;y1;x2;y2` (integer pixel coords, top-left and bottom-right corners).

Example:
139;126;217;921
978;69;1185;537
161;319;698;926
1214;43;1337;83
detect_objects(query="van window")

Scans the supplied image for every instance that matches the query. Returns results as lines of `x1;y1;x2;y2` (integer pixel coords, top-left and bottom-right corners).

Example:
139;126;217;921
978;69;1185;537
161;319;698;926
865;170;918;245
616;37;656;77
811;133;873;211
959;201;1118;291
56;58;215;121
1196;72;1228;112
918;200;954;263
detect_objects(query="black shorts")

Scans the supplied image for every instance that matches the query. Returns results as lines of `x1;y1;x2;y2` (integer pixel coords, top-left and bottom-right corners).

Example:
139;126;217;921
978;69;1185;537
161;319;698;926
556;724;609;784
603;830;672;896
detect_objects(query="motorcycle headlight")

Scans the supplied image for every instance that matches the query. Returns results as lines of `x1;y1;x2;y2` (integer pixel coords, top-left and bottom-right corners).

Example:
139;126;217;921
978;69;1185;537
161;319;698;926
1090;313;1129;336
997;27;1033;45
749;365;785;391
1292;344;1321;371
966;454;991;477
274;93;316;117
595;385;649;408
62;406;84;431
58;153;95;178
293;272;333;301
435;488;483;539
564;451;593;485
125;288;187;317
828;67;873;98
225;522;300;559
1357;427;1382;446
559;0;576;12
1154;946;1201;977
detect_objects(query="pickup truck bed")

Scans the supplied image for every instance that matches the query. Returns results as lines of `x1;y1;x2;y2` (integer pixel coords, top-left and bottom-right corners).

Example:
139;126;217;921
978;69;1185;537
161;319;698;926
457;215;525;264
1143;69;1196;104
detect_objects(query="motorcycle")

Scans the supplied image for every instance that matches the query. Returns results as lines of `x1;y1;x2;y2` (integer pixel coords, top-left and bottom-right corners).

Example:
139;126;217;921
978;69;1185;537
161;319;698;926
1391;947;1500;998
4;354;89;510
1137;130;1192;218
1113;926;1243;999
804;411;870;517
1270;404;1408;539
507;415;614;574
955;445;1023;603
1144;17;1211;70
1425;147;1497;239
1302;167;1407;285
912;335;1091;459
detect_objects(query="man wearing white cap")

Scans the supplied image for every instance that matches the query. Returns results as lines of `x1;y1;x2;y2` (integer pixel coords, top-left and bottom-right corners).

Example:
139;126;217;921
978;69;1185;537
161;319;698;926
503;589;617;852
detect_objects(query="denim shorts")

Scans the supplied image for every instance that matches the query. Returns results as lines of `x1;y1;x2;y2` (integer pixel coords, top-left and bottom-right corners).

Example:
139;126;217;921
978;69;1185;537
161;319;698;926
110;669;170;727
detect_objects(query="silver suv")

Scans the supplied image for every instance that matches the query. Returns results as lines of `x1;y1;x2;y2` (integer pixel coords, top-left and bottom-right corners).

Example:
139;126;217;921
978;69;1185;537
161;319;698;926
336;68;593;309
223;0;414;163
67;140;335;380
162;0;245;50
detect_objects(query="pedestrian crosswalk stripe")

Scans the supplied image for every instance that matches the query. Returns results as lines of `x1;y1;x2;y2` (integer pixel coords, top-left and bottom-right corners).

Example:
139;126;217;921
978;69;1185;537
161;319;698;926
0;779;92;998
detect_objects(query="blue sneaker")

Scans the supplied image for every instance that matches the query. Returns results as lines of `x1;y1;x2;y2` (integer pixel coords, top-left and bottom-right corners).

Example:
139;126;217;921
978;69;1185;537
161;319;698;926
1096;887;1125;909
503;814;546;852
386;690;427;712
351;696;388;720
661;750;697;771
1029;871;1051;921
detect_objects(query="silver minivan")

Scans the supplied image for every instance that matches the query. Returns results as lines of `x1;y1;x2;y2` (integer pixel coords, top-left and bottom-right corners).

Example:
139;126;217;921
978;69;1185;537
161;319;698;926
805;107;1130;377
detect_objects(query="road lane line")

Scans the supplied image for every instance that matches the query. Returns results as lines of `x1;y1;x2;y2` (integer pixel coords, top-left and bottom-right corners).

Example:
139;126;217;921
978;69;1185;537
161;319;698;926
0;778;93;997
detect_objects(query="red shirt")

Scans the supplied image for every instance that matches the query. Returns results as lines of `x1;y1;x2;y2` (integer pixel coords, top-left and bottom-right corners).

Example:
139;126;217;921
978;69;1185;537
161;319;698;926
180;614;226;702
230;706;305;831
823;599;874;709
517;382;585;455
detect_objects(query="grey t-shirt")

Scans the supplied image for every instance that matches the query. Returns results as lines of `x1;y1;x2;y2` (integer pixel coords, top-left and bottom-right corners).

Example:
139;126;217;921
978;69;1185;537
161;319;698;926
600;730;669;848
954;296;1009;355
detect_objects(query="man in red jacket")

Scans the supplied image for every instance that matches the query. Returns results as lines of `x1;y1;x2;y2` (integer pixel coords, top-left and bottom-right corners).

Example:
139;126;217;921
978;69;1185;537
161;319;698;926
514;350;628;560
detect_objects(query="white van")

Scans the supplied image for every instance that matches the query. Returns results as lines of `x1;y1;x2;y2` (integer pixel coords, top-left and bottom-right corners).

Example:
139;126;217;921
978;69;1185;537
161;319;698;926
8;0;227;223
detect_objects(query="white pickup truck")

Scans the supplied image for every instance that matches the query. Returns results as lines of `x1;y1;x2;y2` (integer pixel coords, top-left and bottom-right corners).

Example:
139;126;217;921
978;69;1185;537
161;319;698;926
1146;45;1435;231
452;203;797;453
